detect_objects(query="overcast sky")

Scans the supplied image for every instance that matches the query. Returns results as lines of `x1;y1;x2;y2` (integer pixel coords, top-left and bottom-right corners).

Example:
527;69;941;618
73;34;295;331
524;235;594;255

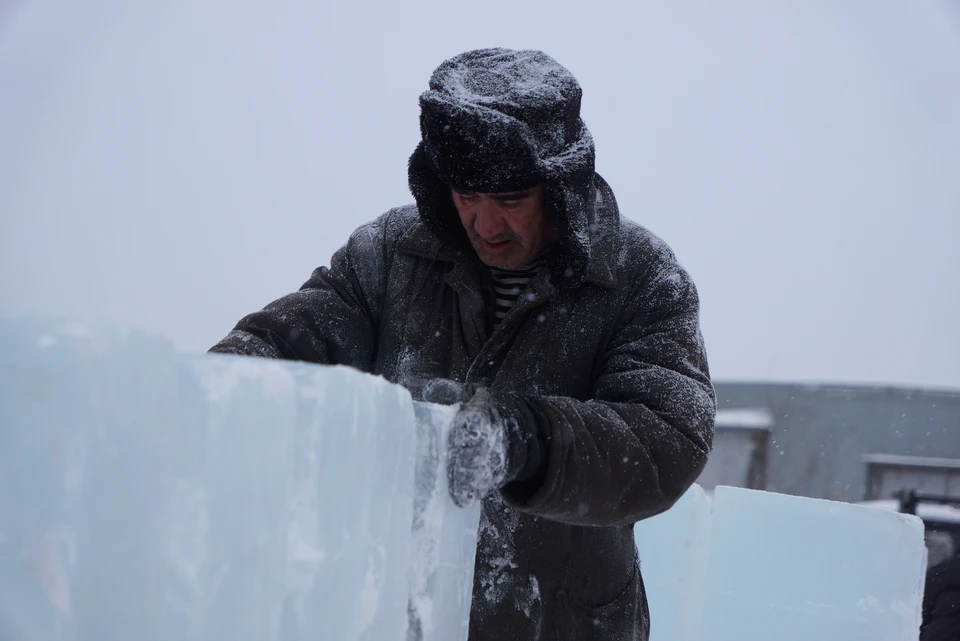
2;0;959;390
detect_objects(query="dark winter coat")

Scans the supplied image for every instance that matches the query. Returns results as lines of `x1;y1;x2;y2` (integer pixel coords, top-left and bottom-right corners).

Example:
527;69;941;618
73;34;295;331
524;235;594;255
210;174;715;641
921;555;960;641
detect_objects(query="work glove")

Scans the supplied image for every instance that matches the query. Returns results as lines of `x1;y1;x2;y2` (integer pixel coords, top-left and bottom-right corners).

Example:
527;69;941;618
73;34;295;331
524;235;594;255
422;379;536;507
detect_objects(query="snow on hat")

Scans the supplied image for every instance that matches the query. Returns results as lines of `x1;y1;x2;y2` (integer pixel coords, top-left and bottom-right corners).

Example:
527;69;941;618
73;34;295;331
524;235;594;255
408;48;597;285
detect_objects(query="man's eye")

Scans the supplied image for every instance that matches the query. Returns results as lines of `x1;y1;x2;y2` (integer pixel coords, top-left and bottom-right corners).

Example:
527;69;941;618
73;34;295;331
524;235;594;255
501;200;522;209
459;193;479;203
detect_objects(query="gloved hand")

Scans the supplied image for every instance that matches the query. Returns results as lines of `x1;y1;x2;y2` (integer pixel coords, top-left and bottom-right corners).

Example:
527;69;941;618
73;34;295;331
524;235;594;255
422;379;534;507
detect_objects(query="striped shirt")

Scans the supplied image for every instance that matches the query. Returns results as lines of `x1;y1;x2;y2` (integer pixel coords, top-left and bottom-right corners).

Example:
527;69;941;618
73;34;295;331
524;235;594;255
490;257;548;326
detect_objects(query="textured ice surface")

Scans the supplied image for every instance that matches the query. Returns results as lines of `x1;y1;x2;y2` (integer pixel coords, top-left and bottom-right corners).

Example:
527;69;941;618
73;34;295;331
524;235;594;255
408;402;481;641
635;485;928;641
0;317;479;641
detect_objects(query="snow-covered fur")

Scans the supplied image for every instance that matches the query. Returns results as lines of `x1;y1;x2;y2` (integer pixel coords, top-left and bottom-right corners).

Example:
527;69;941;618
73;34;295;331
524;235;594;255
408;48;596;286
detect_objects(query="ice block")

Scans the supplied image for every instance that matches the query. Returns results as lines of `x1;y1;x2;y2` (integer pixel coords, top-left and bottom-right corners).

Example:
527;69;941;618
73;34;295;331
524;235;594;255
0;317;479;641
701;486;927;641
633;484;712;641
635;485;927;641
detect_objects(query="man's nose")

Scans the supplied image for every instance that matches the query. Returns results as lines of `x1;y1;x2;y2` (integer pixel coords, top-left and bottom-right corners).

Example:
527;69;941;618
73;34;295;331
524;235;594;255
473;202;506;240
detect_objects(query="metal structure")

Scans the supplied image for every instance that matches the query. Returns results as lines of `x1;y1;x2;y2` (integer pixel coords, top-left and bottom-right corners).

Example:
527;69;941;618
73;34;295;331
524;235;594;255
864;454;960;501
711;382;960;503
696;407;772;491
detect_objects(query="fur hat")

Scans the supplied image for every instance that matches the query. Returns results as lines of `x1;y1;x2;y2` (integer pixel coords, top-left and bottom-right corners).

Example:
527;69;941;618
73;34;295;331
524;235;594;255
408;48;597;286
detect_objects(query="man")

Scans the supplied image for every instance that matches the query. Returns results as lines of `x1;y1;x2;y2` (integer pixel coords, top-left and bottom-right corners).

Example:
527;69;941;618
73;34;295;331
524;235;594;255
211;48;715;640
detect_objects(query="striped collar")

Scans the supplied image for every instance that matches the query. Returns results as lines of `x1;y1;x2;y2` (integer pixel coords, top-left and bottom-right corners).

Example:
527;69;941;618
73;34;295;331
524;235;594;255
490;257;548;326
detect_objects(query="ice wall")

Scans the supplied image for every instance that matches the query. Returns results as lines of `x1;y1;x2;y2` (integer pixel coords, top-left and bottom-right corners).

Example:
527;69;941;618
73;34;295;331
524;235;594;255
635;486;928;641
0;317;479;641
1;315;930;641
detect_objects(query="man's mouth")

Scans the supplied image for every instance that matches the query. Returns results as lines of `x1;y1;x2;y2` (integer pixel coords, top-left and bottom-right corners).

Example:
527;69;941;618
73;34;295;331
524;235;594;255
482;238;513;254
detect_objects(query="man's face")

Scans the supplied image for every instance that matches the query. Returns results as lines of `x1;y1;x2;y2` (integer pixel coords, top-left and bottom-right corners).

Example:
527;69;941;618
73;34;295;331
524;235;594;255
451;185;555;269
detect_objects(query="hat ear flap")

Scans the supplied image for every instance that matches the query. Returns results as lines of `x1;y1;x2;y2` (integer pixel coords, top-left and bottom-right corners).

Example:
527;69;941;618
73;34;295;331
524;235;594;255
408;142;472;252
544;180;590;286
541;134;596;286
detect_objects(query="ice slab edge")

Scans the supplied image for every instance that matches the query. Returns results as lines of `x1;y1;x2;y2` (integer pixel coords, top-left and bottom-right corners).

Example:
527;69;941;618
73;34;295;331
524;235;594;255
635;485;927;641
0;317;480;641
409;402;481;641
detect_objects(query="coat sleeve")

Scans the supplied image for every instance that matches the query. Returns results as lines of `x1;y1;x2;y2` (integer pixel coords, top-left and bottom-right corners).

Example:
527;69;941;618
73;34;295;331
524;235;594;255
501;250;716;527
208;215;391;368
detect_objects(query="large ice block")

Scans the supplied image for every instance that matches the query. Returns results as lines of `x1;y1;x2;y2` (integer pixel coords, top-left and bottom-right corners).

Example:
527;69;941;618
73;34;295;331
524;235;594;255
635;485;928;641
0;317;479;641
3;315;929;641
633;484;712;641
702;486;926;641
